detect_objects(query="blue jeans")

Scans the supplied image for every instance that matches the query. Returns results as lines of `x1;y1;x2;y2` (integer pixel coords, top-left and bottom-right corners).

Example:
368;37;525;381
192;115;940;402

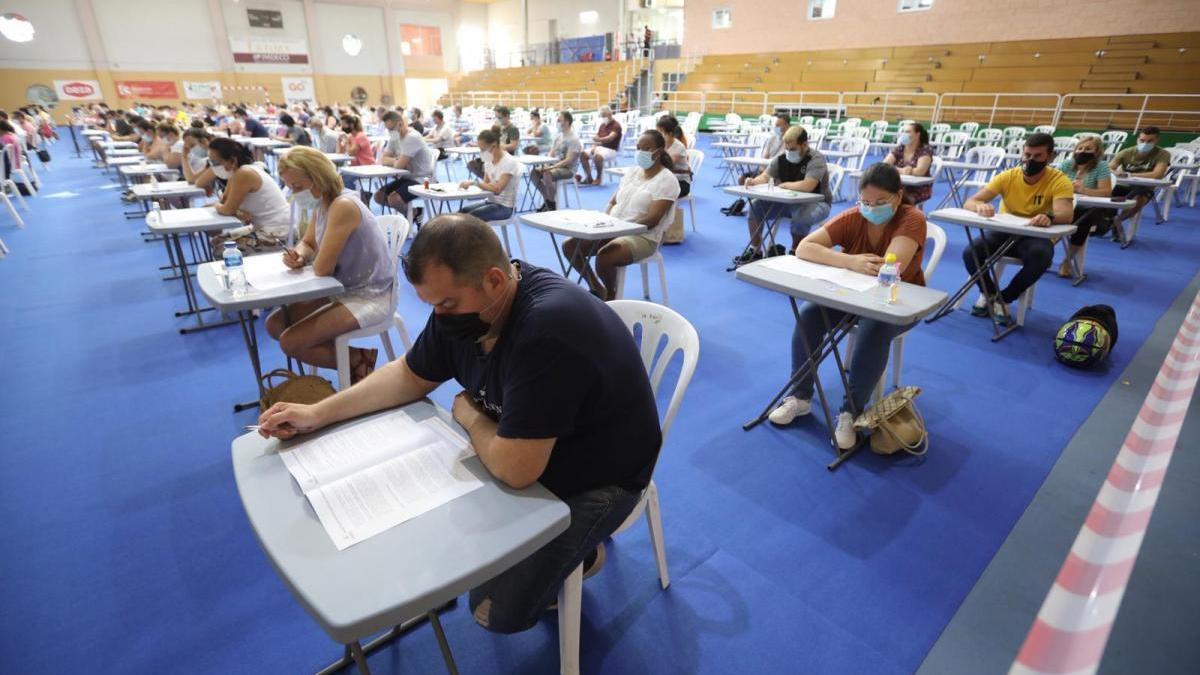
749;199;831;242
460;201;513;222
468;484;640;633
962;232;1053;304
789;303;913;414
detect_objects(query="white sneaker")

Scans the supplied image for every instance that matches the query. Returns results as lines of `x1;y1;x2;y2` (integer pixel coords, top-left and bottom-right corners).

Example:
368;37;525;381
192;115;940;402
834;412;857;450
768;396;811;425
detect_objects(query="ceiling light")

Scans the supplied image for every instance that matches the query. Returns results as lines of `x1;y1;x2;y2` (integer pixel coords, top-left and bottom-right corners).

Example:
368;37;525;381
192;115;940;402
0;13;35;43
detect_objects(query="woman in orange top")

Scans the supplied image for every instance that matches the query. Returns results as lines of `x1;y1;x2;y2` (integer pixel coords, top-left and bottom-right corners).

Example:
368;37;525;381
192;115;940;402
768;162;928;450
337;114;375;166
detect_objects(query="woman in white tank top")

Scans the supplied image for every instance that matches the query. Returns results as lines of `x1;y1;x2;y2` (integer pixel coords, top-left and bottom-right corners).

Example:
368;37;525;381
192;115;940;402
208;137;292;242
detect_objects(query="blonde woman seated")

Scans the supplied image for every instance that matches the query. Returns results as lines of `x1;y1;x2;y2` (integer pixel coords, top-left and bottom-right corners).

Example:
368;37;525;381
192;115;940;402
562;130;679;300
268;147;397;383
769;163;927;450
1056;134;1112;277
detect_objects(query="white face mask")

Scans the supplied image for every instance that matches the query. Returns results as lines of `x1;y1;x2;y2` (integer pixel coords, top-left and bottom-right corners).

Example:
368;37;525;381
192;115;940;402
292;188;321;210
211;163;232;180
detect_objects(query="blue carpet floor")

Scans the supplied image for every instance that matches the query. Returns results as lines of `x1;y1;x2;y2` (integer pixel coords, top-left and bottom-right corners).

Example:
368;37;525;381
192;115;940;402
2;133;1198;674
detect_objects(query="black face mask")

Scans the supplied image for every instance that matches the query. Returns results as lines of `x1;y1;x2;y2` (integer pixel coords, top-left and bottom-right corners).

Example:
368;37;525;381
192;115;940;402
436;312;490;342
1074;151;1096;165
1022;159;1048;177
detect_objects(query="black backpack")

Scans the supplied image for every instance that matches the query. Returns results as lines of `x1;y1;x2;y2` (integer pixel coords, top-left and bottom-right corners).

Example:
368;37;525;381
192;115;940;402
721;198;746;216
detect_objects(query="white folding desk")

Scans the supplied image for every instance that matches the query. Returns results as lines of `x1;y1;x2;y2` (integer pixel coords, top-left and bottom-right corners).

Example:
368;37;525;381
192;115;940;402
926;208;1076;340
231;402;569;672
737;256;946;469
1113;174;1173;223
197;259;343;411
146;207;243;334
519;209;646;282
721;184;826;266
515;154;558;212
339;165;408;213
933;160;996;210
128;180;205;219
408;182;489;216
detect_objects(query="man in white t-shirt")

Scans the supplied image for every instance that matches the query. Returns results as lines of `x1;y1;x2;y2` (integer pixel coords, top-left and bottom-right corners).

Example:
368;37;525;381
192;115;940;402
424;110;457;161
374;114;436;221
457;127;520;224
561;130;678;300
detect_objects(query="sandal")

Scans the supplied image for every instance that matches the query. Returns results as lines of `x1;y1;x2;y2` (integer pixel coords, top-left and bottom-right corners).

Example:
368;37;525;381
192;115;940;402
1057;261;1072;278
350;348;378;385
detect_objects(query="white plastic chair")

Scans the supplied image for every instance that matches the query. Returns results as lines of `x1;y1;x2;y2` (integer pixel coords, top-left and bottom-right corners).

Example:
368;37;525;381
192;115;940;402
845;222;947;399
797;115;815;127
1162;147;1196;219
615;249;669;306
826;164;846;203
555;174;582;208
488;214;526;258
929;123;951;137
974;128;1003;146
1032;125;1056;135
1002;127;1027;144
940;131;970;160
678;149;704;231
1100;131;1127;159
961;146;1006;189
958;122;980;138
1;180;26;224
557;299;700;675
0;234;7;259
310;215;414;389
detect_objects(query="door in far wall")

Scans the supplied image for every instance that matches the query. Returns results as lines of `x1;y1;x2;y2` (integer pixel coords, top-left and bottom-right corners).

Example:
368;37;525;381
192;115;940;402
404;79;449;110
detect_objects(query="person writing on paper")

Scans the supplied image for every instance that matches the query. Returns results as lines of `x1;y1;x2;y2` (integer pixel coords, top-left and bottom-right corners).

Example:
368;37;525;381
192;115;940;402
769;163;927;450
209;138;292;249
457;128;520;223
881;122;934;206
736;126;832;264
267;147;396;383
1056;134;1112;277
180;128;216;190
158;124;184;171
1107;125;1170;243
468;106;520;179
961;132;1074;324
257;214;661;635
562;130;679;301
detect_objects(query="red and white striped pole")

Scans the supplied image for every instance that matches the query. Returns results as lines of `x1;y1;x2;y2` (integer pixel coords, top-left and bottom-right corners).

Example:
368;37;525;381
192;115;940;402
1011;290;1200;675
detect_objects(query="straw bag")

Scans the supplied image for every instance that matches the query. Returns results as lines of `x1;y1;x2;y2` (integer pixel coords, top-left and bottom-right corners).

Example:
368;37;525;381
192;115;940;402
259;369;336;410
853;386;928;456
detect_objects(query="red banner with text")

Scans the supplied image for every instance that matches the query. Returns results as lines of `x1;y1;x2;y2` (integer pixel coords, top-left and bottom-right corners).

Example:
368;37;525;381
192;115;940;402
115;81;180;99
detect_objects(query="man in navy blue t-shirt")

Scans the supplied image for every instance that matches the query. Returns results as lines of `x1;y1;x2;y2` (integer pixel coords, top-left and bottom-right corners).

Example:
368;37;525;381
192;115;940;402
257;214;661;635
237;108;269;138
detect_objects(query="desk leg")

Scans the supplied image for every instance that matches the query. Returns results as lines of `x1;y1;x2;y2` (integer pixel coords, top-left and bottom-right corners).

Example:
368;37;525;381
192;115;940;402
925;228;1017;331
314;600;458;675
428;610;460;675
233;310;264;413
173;233;238;335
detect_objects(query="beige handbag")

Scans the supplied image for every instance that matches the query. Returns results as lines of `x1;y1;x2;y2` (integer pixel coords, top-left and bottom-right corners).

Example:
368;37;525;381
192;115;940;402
662;207;686;244
259;369;336;410
853;386;928;456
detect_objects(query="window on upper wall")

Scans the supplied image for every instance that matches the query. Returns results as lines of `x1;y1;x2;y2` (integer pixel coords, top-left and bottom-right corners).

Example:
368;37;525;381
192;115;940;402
712;8;732;30
898;0;934;12
400;25;442;57
807;0;837;21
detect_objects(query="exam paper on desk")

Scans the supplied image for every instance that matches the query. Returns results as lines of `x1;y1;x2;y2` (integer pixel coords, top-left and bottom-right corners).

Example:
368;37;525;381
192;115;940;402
242;253;317;292
279;410;483;550
757;255;880;293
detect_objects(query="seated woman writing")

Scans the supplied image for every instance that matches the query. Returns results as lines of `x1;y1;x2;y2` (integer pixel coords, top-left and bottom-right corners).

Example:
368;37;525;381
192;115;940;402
1055;134;1112;277
768;163;927;450
881;122;934;207
562;130;679;300
268;147;396;384
208;137;291;253
457;127;520;222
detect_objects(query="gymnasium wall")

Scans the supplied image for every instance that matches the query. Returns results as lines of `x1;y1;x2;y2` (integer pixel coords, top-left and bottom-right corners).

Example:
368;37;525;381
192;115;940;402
684;0;1200;55
0;0;464;112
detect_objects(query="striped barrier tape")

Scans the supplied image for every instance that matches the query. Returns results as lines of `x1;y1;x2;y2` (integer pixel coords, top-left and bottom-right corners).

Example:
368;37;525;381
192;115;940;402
1011;290;1200;675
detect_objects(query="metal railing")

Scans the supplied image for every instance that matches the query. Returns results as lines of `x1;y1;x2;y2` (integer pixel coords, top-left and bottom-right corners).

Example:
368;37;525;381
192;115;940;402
842;91;940;124
1058;93;1200;133
936;92;1063;128
766;91;845;120
439;90;600;111
607;56;649;108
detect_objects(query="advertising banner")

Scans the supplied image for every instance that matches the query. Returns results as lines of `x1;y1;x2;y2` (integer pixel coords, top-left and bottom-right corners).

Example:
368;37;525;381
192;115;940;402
53;79;103;101
115;80;179;99
183;81;223;100
281;77;315;103
230;37;309;65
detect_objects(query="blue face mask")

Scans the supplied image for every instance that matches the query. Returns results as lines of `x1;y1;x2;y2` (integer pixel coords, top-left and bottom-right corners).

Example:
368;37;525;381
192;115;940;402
774;127;783;137
636;150;655;170
785;149;801;163
860;202;896;225
897;133;912;146
292;189;321;210
1137;142;1154;154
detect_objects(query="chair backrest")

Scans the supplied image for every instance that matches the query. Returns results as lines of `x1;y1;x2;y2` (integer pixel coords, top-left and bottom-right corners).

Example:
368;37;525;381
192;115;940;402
1054;136;1078;152
959;121;980;136
843;137;870;168
941;131;969;159
928;155;944;181
686;148;705;175
975;128;1003;144
844;117;862;128
1166;147;1194;164
798;115;814;126
965;145;1005;182
923;222;948;280
1032;125;1056;135
813;117;832;131
1002;126;1027;142
826;163;845;198
929;123;951;134
849;127;871;140
606;300;700;442
377;214;412;259
1100;130;1127;145
896;119;915;129
868;120;889;141
806;127;826;146
725;113;742;125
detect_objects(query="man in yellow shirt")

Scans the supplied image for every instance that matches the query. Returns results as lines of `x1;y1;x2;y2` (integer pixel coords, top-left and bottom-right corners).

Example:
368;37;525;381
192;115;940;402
962;133;1074;324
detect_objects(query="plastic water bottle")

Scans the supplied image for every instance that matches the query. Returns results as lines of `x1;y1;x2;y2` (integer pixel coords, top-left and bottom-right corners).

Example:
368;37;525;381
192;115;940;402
223;242;246;296
877;252;900;305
